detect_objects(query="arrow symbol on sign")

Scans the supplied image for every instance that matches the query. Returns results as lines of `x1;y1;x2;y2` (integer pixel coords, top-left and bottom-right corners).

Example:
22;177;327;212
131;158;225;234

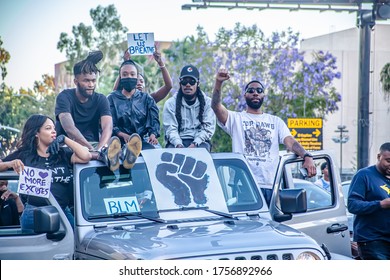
291;129;297;137
313;129;321;137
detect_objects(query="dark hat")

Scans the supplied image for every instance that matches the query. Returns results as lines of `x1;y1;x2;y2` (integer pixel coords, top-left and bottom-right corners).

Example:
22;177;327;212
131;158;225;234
180;65;199;81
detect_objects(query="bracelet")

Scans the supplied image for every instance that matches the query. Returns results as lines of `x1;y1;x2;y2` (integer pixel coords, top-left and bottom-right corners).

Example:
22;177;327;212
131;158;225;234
303;152;313;160
159;64;166;69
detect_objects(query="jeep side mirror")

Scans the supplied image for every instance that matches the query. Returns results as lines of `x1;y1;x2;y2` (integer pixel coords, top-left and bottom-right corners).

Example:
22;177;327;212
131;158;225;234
280;189;307;213
274;189;308;222
34;206;60;234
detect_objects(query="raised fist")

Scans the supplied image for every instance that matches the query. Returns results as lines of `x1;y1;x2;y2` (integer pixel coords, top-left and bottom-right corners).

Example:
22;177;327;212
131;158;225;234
156;152;209;206
216;68;230;83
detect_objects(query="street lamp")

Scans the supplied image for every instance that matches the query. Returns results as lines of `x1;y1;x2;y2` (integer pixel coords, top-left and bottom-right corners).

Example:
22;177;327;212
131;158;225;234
332;125;349;175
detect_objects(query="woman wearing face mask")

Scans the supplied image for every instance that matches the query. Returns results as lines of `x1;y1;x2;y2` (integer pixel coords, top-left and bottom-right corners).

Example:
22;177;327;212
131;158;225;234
113;43;173;103
107;59;160;150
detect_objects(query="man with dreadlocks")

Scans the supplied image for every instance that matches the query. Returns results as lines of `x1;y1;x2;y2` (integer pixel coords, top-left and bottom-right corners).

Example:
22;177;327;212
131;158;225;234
163;65;216;152
55;51;140;172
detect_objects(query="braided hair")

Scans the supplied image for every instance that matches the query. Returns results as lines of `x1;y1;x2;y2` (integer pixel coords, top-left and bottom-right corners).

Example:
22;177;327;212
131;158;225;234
73;50;103;76
175;87;206;132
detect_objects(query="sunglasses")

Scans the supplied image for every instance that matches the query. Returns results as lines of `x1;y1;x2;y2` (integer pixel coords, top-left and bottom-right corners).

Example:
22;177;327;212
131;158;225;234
246;87;264;94
180;78;197;86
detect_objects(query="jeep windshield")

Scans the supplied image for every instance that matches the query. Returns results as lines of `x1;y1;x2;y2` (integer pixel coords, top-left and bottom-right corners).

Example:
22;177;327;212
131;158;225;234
79;164;159;222
79;150;263;222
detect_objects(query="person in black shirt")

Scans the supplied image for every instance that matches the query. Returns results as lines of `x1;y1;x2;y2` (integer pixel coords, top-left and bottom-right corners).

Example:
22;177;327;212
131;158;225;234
0;114;91;232
108;59;160;153
0;180;24;226
348;142;390;260
55;51;141;172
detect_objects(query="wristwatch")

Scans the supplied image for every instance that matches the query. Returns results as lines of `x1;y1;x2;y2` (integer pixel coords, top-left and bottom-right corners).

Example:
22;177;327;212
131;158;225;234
303;152;313;160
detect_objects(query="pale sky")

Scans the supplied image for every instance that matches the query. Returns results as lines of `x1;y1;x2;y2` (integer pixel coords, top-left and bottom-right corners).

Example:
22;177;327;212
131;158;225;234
0;0;361;89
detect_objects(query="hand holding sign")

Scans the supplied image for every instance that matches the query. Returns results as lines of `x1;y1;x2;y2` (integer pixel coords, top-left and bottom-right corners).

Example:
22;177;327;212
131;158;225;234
153;42;163;65
17;166;52;198
127;32;155;56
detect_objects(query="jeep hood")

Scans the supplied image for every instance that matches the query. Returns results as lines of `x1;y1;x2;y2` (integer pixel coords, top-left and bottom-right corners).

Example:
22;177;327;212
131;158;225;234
76;218;320;260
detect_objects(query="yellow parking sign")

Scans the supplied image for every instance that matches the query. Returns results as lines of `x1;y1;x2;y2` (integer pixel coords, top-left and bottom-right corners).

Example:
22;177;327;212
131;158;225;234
287;118;323;151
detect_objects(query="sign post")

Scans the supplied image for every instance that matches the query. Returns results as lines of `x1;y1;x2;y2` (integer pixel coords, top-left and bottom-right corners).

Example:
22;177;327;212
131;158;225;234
287;118;323;151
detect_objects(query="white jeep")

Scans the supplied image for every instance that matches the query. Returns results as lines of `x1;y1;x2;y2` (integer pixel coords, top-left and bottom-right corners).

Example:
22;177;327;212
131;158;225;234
0;148;351;260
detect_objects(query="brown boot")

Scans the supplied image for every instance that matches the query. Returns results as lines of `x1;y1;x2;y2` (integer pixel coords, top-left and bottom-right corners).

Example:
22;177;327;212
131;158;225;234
98;136;122;172
122;134;142;169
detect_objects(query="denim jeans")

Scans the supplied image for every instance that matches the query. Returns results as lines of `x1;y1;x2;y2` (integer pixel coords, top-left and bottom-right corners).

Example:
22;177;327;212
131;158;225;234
20;204;75;232
63;206;74;230
166;139;211;152
358;240;390;260
20;204;35;233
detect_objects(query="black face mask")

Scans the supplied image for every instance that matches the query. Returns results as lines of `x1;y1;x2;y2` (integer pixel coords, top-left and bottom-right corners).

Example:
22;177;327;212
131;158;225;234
120;78;138;92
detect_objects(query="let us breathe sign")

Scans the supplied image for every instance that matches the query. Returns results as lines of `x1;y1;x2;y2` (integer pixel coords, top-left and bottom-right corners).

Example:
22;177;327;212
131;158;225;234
17;166;52;198
127;32;155;55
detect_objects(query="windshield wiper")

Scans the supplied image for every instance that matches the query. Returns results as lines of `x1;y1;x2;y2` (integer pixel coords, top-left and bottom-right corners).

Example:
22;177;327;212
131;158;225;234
161;206;238;220
88;212;166;223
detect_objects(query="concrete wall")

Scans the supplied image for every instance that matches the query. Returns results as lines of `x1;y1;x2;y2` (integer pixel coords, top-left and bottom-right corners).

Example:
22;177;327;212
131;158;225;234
301;24;390;174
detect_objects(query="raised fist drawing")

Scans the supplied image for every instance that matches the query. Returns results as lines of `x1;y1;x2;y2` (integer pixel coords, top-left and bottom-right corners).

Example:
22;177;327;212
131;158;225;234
156;152;209;206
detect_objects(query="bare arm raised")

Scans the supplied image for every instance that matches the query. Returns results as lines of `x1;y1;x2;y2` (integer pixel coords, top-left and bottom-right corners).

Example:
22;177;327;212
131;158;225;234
151;42;172;103
211;68;230;125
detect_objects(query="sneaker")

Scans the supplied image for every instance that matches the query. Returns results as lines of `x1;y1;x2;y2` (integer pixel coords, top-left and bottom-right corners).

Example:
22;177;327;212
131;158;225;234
123;134;142;169
100;136;121;172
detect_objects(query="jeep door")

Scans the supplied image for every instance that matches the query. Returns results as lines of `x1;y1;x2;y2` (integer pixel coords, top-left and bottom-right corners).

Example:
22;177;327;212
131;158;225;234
269;152;352;258
0;175;74;260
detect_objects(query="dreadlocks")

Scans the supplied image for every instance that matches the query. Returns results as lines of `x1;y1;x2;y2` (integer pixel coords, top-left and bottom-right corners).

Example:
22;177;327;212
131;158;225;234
73;59;101;76
175;87;206;132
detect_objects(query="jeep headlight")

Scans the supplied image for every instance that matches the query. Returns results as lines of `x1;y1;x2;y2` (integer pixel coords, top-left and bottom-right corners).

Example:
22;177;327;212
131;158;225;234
296;251;321;260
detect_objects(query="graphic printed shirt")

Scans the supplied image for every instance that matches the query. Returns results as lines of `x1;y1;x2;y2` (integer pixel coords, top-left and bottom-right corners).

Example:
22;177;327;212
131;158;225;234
218;111;291;189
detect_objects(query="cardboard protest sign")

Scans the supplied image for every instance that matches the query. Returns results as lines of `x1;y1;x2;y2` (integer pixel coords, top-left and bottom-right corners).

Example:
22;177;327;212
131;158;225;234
17;166;52;198
127;32;155;55
104;196;140;214
141;149;229;215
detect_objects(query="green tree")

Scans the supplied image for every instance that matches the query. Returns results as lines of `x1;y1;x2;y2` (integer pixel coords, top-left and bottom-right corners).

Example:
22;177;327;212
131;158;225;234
0;37;56;156
380;62;390;104
57;4;128;94
0;74;56;157
164;23;341;152
0;37;11;81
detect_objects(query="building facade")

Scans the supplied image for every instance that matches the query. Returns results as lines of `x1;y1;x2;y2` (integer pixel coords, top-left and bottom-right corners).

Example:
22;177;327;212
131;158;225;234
301;24;390;176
